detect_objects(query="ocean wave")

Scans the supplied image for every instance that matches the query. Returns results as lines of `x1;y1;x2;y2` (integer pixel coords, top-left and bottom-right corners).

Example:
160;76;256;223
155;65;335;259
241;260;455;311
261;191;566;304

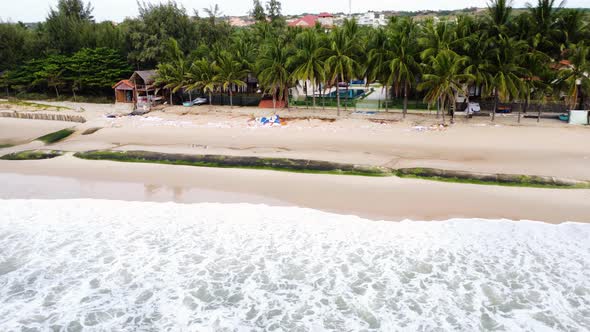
0;199;588;331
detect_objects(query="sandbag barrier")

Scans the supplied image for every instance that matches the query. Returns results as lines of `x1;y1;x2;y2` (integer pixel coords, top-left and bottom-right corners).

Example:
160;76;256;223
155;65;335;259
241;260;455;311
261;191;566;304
0;111;86;123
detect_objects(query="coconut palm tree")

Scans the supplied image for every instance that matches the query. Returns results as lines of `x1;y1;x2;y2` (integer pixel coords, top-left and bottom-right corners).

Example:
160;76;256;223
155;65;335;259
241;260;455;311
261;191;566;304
324;27;359;116
155;38;191;105
526;0;565;57
288;29;325;108
557;42;590;110
212;51;248;108
418;19;458;61
366;27;394;111
390;18;420;118
257;38;293;109
418;50;474;124
185;58;217;108
487;36;530;121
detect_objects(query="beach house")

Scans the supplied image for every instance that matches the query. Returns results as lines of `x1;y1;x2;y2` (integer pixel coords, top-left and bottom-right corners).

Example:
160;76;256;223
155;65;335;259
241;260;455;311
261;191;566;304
113;70;165;110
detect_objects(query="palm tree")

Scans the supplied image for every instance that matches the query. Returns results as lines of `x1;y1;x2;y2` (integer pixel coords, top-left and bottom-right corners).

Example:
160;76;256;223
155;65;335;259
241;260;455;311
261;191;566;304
418;50;474;124
557;42;590;110
390;18;420;118
288;29;325;108
185;58;217;108
418;19;458;61
213;51;248;108
487;36;529;121
526;0;565;57
486;0;513;36
324;27;358;116
155;38;190;105
366;28;394;111
257;38;293;109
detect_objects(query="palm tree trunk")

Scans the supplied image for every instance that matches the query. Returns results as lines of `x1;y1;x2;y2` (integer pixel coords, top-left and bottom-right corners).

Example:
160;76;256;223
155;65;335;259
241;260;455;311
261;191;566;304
491;89;498;122
537;103;541;123
449;99;456;124
403;81;409;119
436;97;440;119
54;85;59;98
517;101;522;123
304;80;308;109
345;80;349;112
208;91;212;110
312;80;316;109
189;90;192;105
285;85;290;111
336;83;341;116
230;90;233;108
441;98;446;124
170;89;173;105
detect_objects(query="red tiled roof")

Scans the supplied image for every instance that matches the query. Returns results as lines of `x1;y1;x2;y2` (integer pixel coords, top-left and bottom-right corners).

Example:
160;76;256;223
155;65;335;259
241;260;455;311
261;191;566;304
318;12;333;17
288;15;318;27
113;79;135;90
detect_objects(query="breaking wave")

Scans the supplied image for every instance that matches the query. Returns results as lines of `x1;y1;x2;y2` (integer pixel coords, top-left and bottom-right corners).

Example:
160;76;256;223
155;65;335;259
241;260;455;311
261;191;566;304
0;199;588;331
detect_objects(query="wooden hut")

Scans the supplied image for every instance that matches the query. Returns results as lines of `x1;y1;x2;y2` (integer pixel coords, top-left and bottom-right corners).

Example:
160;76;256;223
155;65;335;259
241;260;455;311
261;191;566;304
113;79;135;103
130;70;163;110
113;70;164;110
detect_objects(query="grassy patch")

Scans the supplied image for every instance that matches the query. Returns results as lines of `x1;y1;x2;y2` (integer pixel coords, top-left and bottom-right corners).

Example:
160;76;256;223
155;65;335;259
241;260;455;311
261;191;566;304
396;168;590;189
0;99;71;111
74;150;393;177
0;144;13;149
1;150;63;160
36;128;75;144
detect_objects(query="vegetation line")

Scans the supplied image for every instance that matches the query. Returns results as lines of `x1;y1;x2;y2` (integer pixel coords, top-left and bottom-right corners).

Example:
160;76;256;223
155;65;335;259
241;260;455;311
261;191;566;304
70;150;590;188
35;128;75;144
0;150;64;160
73;150;391;176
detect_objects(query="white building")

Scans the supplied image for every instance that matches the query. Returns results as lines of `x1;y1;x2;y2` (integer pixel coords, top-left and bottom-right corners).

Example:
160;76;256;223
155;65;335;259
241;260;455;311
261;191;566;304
357;11;387;27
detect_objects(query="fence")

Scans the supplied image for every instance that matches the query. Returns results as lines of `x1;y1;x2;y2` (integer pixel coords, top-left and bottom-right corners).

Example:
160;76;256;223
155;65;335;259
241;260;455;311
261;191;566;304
208;95;261;107
0;111;86;123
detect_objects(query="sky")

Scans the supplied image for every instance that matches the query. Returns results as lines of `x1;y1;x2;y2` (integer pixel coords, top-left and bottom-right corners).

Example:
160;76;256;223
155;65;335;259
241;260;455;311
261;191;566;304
1;0;588;22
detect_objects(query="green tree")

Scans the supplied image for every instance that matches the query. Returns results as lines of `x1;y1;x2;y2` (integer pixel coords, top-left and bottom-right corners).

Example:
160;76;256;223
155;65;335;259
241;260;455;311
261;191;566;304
33;55;68;97
557;42;590;110
257;38;293;109
213;52;248;108
324;26;359;116
487;36;529;121
154;39;190;104
390;18;421;118
419;50;473;123
288;29;325;108
186;58;217;108
125;1;196;68
251;0;267;22
45;0;94;54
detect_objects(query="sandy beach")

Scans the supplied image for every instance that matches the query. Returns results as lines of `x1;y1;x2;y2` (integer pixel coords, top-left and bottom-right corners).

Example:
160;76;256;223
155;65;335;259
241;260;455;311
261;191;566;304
1;101;589;223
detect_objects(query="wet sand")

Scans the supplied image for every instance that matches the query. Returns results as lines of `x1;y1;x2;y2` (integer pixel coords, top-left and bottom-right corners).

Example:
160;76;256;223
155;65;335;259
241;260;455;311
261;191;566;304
0;156;588;223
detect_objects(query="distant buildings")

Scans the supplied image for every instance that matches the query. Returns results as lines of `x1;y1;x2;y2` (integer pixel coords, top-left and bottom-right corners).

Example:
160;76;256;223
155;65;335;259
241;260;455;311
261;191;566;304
228;16;254;27
287;12;334;28
356;11;387;27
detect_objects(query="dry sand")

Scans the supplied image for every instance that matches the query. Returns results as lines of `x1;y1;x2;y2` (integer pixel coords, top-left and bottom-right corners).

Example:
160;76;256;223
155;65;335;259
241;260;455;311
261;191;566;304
1;101;589;223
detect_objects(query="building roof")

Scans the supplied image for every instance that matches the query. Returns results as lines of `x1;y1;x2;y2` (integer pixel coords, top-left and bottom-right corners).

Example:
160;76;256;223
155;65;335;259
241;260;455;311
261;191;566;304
113;79;135;90
288;15;318;27
130;70;157;85
318;12;333;17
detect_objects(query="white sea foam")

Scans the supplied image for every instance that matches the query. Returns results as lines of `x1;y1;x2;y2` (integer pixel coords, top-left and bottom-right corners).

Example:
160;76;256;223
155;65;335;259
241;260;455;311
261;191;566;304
0;199;589;332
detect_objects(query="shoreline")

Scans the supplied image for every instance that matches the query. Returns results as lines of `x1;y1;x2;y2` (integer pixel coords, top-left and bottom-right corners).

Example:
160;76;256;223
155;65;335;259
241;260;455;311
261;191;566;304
1;156;589;223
